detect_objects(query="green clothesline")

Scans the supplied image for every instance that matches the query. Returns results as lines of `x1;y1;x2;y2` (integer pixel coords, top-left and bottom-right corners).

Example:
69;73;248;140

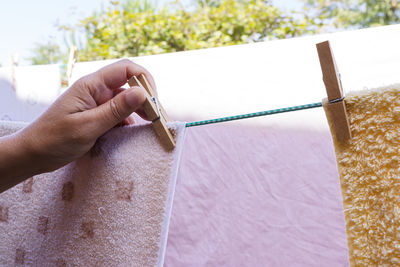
185;102;323;127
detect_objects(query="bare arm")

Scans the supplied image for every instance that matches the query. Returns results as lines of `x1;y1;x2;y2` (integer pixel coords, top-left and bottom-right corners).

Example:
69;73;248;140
0;59;156;193
0;133;37;192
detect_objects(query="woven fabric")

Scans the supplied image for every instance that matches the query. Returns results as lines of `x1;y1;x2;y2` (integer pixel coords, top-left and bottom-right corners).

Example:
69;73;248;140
324;85;400;266
165;123;348;266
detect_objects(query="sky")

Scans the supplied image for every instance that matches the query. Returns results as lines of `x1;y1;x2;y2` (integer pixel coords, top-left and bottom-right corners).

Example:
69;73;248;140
0;0;111;66
0;0;301;67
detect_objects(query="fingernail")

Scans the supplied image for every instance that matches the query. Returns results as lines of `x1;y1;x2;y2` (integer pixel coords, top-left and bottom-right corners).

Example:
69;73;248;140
127;116;135;124
125;90;141;108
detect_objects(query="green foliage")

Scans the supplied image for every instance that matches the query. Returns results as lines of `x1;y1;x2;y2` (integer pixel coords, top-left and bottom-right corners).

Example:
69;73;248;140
121;0;156;13
305;0;400;28
28;40;66;65
197;0;224;8
73;0;318;61
28;0;400;65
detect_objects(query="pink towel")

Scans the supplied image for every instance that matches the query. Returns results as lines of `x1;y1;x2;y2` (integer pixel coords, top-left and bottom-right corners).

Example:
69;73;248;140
0;121;186;266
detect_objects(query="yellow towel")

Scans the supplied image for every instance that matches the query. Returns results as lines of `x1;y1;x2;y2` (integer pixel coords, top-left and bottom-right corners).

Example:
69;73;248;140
324;85;400;266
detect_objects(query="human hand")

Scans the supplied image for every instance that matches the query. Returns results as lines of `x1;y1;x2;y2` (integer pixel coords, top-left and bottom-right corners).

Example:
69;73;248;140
11;59;154;177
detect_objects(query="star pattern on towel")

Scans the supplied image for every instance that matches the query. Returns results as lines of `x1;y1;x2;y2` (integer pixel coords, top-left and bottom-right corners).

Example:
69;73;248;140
115;180;134;201
22;177;34;193
55;258;67;267
61;182;74;201
0;205;9;222
0;122;184;266
37;216;49;235
15;248;25;265
81;221;95;239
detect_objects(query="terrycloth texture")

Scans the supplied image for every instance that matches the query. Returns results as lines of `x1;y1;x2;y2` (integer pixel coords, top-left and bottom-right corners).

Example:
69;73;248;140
165;122;349;266
324;85;400;266
0;121;186;266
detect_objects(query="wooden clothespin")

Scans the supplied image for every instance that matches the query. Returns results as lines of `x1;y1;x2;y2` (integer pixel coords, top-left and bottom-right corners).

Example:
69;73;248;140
316;40;351;142
63;46;78;86
128;74;175;150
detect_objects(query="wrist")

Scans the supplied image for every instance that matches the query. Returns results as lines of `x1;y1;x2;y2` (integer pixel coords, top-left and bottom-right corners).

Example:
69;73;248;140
0;131;40;193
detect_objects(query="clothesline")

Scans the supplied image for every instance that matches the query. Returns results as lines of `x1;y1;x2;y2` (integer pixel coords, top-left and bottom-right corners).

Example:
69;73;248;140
185;102;323;127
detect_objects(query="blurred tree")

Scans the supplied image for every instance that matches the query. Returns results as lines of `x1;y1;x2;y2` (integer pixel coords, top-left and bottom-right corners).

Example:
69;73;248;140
29;0;322;64
305;0;400;28
121;0;155;13
28;40;66;65
71;0;318;61
197;0;223;7
28;0;400;65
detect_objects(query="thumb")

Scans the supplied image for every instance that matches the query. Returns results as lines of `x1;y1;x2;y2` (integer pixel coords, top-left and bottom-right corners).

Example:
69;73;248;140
86;86;146;136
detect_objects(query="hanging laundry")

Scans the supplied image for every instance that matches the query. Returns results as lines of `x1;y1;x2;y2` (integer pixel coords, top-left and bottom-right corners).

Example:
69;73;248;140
0;121;186;267
165;123;349;266
324;85;400;266
0;64;61;123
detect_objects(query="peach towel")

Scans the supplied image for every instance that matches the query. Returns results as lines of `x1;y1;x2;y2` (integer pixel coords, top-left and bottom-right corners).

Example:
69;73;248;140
0;121;186;266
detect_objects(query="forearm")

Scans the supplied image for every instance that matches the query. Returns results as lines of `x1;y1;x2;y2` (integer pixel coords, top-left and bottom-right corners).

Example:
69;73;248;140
0;133;38;193
0;60;149;194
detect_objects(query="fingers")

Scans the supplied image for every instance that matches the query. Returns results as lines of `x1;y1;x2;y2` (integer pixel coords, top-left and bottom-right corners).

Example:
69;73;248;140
81;59;156;106
112;87;125;97
84;86;146;137
124;116;135;125
96;59;157;92
113;88;136;125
